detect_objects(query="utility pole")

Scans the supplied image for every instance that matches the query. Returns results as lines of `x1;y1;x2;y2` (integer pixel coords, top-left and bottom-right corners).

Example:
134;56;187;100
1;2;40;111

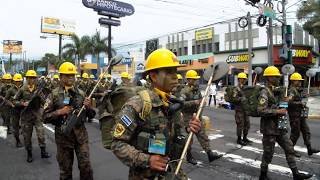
58;34;62;61
247;12;253;86
267;15;274;65
108;16;112;74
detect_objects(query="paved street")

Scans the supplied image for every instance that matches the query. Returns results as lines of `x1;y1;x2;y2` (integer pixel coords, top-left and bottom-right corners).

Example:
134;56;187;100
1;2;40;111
0;107;319;180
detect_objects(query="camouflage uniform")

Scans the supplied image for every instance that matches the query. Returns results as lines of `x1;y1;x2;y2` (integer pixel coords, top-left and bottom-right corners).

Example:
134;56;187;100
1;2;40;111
180;85;211;152
232;86;250;139
14;85;47;151
6;84;23;144
43;86;95;180
78;79;91;96
0;83;13;129
111;89;188;180
257;86;297;172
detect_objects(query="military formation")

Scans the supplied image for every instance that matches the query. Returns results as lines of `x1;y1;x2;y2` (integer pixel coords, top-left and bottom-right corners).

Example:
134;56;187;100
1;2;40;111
0;48;319;180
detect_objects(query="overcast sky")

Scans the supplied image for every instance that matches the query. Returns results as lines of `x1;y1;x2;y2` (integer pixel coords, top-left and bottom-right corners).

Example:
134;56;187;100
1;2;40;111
0;0;300;60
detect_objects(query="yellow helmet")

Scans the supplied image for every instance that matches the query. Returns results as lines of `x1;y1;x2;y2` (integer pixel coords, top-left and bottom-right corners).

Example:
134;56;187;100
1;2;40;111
128;74;133;79
25;70;37;77
53;74;59;79
82;73;89;79
263;66;281;77
59;62;77;75
177;74;183;80
237;72;247;79
290;72;304;81
76;74;81;78
13;74;23;81
121;72;129;78
2;73;12;80
90;74;95;79
186;70;200;79
145;49;184;71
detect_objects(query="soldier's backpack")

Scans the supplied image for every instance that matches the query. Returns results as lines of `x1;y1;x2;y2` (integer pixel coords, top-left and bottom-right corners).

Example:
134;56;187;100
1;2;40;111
224;86;238;104
100;86;152;149
241;86;265;117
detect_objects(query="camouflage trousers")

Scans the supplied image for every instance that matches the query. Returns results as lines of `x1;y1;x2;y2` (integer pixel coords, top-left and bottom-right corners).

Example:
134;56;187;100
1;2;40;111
1;110;11;127
21;117;46;150
289;115;311;146
184;114;211;152
261;132;297;171
11;111;21;139
56;140;93;180
235;109;250;137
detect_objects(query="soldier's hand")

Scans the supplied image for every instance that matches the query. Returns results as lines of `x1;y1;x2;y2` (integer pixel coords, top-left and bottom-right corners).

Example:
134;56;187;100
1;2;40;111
149;155;169;172
188;113;201;133
56;106;73;116
283;97;290;102
195;100;201;105
83;97;92;108
276;108;287;115
22;102;29;107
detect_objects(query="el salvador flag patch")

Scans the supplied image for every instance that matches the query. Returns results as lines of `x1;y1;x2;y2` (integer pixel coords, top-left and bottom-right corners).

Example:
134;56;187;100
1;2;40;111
121;115;132;127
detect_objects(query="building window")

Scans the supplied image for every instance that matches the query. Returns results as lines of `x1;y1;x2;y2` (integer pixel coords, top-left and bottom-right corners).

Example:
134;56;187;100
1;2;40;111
192;46;195;54
197;44;201;54
184;47;188;55
214;42;220;52
208;43;212;52
202;44;207;53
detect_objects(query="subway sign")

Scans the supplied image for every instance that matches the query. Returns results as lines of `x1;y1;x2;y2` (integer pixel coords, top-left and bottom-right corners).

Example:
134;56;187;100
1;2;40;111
292;49;310;58
226;53;254;63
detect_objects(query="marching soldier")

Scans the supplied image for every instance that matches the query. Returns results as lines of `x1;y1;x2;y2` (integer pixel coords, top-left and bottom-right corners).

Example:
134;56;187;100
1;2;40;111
52;74;60;89
180;70;221;164
14;70;50;163
0;73;13;134
78;73;90;94
111;49;201;179
5;73;24;147
257;66;312;180
233;72;251;146
119;72;132;87
288;72;320;157
43;62;95;180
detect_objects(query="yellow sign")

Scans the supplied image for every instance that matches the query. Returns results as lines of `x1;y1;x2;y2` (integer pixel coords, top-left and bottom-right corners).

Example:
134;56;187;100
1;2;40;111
3;40;22;54
41;17;76;36
226;53;254;63
292;49;310;58
195;28;213;41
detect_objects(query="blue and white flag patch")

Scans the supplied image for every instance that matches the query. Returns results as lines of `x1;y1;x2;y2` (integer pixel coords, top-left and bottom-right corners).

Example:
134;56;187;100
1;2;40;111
121;115;133;127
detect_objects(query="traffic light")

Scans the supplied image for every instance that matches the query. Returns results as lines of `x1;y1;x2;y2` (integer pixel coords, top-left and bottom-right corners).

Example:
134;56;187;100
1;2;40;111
145;39;158;60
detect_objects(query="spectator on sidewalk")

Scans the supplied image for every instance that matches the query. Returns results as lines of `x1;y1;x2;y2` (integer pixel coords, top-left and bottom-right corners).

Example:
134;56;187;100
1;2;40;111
208;83;217;107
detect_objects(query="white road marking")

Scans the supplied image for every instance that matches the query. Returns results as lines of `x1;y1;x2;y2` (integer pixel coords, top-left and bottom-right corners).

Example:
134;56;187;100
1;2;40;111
92;119;99;123
208;134;224;140
200;150;310;177
43;124;55;133
0;126;7;139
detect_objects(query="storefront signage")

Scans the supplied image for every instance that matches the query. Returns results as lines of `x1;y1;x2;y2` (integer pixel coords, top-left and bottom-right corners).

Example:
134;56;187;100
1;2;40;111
292;49;310;58
226;53;254;63
82;0;135;17
195;28;213;41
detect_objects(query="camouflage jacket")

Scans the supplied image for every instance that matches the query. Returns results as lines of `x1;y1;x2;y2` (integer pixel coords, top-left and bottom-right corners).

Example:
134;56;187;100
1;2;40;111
5;85;23;110
288;87;305;113
78;80;91;95
111;88;186;179
180;85;202;118
232;85;246;110
43;86;96;146
0;83;12;97
257;86;283;135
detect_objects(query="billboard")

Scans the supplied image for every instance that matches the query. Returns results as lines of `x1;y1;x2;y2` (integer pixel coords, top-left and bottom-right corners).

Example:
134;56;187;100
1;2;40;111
41;17;76;36
3;40;22;54
195;28;213;41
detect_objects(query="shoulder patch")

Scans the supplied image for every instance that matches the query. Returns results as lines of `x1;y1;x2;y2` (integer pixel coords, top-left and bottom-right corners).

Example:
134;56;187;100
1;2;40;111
113;123;126;138
259;98;266;105
121;115;133;127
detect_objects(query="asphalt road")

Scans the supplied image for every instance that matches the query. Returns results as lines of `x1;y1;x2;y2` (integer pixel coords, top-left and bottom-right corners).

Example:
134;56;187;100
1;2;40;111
0;107;319;180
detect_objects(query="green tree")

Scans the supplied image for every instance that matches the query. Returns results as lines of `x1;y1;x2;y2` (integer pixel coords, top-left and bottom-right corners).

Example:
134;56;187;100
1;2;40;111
297;0;320;39
62;34;91;69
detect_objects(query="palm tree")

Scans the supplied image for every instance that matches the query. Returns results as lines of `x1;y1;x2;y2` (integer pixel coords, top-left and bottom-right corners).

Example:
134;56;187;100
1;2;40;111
297;0;320;39
88;31;108;74
62;34;91;69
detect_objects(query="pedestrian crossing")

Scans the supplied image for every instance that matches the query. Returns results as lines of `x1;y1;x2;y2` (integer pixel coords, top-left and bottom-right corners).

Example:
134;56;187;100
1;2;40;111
192;130;320;179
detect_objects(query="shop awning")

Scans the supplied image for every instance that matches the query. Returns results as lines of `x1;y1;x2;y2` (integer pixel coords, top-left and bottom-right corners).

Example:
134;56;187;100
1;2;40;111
177;53;213;61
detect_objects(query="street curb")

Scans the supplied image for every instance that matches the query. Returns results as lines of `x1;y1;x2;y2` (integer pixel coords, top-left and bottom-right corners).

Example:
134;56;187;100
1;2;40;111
308;115;320;121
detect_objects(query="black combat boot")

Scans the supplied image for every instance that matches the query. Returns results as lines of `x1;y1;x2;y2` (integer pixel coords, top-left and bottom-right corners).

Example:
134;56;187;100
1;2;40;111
294;150;301;158
15;137;23;148
243;135;253;144
291;168;313;180
307;145;320;156
206;150;222;162
237;136;247;146
186;149;197;165
259;170;270;180
40;147;51;158
27;150;33;163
